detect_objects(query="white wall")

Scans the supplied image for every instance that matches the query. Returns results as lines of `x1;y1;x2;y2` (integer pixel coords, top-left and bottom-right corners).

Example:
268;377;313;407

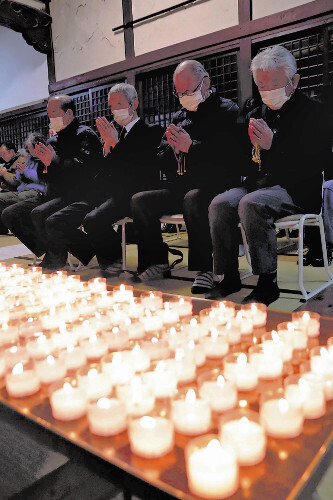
132;0;239;56
252;0;314;19
50;0;125;82
0;26;49;112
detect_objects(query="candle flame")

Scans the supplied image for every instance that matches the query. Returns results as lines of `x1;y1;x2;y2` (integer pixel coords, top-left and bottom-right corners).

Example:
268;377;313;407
240;416;249;429
132;345;141;354
46;355;55;365
2;323;8;331
140;416;156;429
303;312;310;322
120;284;125;291
185;388;196;404
225;322;231;331
190;318;197;327
89;334;97;344
63;382;74;393
237;353;247;366
12;362;23;375
250;304;257;313
170;327;176;336
287;322;295;332
88;368;98;379
112;327;119;334
164;302;170;311
67;345;74;353
97;397;112;410
151;337;158;343
9;346;18;353
188;339;195;350
211;328;218;339
179;298;184;305
207;439;222;452
217;375;225;387
156;361;165;373
37;335;47;345
320;347;328;359
278;398;289;413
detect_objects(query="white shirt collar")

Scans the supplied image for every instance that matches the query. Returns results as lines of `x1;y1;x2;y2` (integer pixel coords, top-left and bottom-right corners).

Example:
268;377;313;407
124;117;140;135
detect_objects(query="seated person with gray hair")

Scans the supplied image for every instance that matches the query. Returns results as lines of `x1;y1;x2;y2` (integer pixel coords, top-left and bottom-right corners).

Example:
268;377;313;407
1;132;47;238
208;45;332;305
42;83;163;274
131;59;244;290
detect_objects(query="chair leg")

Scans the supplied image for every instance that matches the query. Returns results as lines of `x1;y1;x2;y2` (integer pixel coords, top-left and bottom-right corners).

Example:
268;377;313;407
239;223;251;266
318;216;333;279
121;222;127;271
67;253;76;272
297;218;308;300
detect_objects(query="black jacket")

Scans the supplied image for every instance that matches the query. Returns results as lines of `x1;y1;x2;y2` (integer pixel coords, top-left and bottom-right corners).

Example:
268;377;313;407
44;118;103;201
92;119;163;204
245;92;332;213
158;89;245;191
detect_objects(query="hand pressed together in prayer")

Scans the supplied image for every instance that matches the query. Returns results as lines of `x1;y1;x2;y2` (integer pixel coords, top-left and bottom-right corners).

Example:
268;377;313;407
166;124;192;153
96;117;119;148
0;166;6;176
34;142;56;167
248;118;273;150
16;162;27;174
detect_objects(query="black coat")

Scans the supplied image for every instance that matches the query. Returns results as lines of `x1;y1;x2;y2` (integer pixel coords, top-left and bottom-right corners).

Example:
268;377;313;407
91;119;163;204
158;89;245;192
245;92;332;213
45;118;103;202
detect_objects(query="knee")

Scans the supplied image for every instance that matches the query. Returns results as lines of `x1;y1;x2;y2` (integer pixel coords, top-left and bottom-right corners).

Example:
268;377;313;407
183;189;200;210
82;211;95;233
238;196;258;221
1;206;14;227
208;195;230;222
30;206;43;229
131;191;152;213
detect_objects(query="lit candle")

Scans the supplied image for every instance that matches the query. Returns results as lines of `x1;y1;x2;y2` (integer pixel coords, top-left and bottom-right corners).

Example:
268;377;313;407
172;389;211;435
277;321;308;350
104;326;129;351
181;317;206;340
59;344;87;370
34;355;67;384
262;331;293;363
186;437;238;499
260;397;303;438
249;344;283;380
122;345;151;372
121;318;145;340
0;355;5;377
101;352;134;386
169;296;193;318
140;291;163;311
211;300;236;321
156;302;179;326
187;339;206;367
117;376;155;417
87;398;127;436
292;311;320;338
129;416;174;458
6;362;40;397
140;310;163;333
241;303;267;328
141;336;170;360
80;333;109;360
49;381;87;420
234;311;253;335
0;322;19;345
26;334;54;359
199;329;229;359
223;353;258;391
310;347;333;378
284;374;326;419
142;360;177;398
77;367;112;402
113;284;133;303
173;350;196;383
219;411;266;465
224;321;241;345
4;345;30;370
199;375;237;413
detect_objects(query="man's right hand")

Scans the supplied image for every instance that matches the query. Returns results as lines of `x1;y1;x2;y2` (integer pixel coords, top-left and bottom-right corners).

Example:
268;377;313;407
0;166;6;176
16;162;27;174
96;117;119;148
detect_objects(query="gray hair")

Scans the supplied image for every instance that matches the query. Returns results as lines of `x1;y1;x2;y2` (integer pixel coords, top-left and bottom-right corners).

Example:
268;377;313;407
173;60;209;83
24;131;46;149
108;83;138;103
251;45;297;82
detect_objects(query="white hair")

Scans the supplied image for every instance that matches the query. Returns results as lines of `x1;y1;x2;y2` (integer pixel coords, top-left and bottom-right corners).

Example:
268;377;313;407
108;83;138;103
173;60;209;83
251;45;297;82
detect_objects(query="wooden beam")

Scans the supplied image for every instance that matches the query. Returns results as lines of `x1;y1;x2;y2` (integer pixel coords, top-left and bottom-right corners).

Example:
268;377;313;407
122;0;135;58
237;37;252;107
238;0;251;24
49;0;333;93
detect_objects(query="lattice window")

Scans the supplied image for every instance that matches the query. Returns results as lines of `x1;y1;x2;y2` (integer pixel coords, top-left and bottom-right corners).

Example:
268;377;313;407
138;51;238;127
329;26;333;84
19;113;49;146
91;84;113;124
72;92;91;127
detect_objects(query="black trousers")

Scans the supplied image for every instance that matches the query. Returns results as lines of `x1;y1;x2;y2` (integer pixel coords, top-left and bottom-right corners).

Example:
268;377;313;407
44;195;132;267
131;186;221;273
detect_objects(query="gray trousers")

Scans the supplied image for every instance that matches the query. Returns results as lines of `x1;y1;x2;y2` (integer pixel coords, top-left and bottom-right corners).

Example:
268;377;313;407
209;185;302;276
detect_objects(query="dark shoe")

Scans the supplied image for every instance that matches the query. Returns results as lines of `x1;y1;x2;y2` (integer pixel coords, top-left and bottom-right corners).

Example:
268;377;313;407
138;263;171;281
191;271;214;294
40;251;67;271
302;250;333;267
242;280;280;306
205;277;241;300
100;259;123;277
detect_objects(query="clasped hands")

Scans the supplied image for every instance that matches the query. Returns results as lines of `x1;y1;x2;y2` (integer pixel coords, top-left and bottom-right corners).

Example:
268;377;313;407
166;124;192;154
34;143;56;168
96;117;119;150
248;118;273;150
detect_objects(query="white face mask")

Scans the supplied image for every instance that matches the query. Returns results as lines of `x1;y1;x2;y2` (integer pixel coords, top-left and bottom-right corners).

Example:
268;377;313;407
259;82;292;110
49;116;65;133
112;107;132;126
179;90;204;112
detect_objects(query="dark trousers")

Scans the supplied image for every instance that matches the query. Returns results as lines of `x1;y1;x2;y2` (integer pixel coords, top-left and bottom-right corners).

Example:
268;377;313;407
1;191;47;255
44;196;132;268
131;187;219;273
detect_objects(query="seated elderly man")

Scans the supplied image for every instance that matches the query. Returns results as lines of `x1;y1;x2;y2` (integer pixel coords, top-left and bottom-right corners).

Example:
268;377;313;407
131;59;244;290
9;94;103;269
43;83;163;275
0;141;26;234
1;132;47;240
208;45;332;305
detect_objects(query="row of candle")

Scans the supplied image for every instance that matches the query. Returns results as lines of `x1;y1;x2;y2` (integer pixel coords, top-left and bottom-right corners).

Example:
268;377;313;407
0;264;329;499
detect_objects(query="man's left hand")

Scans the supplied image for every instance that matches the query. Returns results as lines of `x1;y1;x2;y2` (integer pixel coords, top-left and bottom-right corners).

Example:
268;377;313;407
0;166;6;176
166;124;192;153
34;143;56;167
248;118;273;150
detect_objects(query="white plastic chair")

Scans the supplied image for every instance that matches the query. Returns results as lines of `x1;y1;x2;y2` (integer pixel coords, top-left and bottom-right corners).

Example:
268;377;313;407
240;213;333;301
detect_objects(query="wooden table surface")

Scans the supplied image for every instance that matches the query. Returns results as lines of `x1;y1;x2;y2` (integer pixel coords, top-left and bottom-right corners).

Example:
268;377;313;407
1;304;333;500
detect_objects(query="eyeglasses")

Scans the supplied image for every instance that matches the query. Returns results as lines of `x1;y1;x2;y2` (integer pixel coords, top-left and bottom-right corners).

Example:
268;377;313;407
173;77;207;98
